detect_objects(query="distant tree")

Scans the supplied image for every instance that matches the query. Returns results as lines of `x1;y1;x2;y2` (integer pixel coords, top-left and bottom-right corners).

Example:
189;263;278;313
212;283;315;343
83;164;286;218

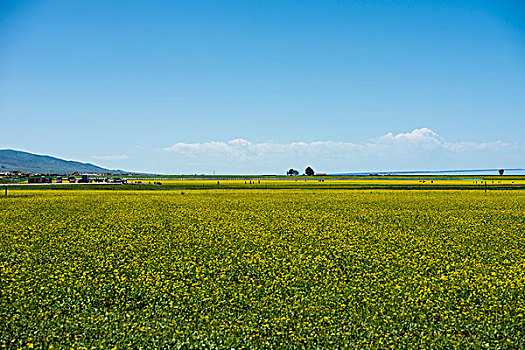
499;169;504;175
305;167;314;176
287;169;299;176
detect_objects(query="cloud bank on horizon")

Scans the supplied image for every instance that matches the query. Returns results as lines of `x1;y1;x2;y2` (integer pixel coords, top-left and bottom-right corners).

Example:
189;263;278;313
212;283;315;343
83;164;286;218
154;128;523;174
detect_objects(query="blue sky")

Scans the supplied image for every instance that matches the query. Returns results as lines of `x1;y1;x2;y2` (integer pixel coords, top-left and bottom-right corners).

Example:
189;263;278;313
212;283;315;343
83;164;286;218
1;0;524;174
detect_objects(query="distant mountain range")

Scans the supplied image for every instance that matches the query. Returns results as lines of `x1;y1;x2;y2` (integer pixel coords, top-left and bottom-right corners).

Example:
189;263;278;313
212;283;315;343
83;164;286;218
0;149;128;174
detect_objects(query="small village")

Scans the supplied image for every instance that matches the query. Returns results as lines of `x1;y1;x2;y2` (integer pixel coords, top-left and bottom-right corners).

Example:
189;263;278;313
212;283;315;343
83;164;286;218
0;171;127;184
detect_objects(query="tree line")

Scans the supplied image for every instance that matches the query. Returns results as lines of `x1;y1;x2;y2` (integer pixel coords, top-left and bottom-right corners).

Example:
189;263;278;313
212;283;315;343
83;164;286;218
287;167;314;176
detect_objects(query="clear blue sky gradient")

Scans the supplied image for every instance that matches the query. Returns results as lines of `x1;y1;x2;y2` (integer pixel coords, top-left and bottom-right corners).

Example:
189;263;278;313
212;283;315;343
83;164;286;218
1;1;524;173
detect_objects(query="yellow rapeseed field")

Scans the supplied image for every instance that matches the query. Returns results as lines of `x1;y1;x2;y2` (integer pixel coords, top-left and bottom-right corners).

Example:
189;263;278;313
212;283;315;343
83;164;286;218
1;189;524;348
128;178;525;188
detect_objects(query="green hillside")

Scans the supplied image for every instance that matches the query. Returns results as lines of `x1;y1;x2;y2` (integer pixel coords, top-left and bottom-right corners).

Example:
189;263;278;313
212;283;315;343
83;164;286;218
0;149;127;174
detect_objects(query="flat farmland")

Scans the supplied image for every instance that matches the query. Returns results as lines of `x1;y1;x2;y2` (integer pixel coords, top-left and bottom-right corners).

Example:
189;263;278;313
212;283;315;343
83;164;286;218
143;177;525;190
12;175;525;191
1;190;524;348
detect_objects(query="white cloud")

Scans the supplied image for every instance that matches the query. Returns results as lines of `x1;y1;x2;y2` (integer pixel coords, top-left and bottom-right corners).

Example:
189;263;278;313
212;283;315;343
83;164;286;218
91;155;130;161
157;128;524;174
377;127;443;149
380;127;443;142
